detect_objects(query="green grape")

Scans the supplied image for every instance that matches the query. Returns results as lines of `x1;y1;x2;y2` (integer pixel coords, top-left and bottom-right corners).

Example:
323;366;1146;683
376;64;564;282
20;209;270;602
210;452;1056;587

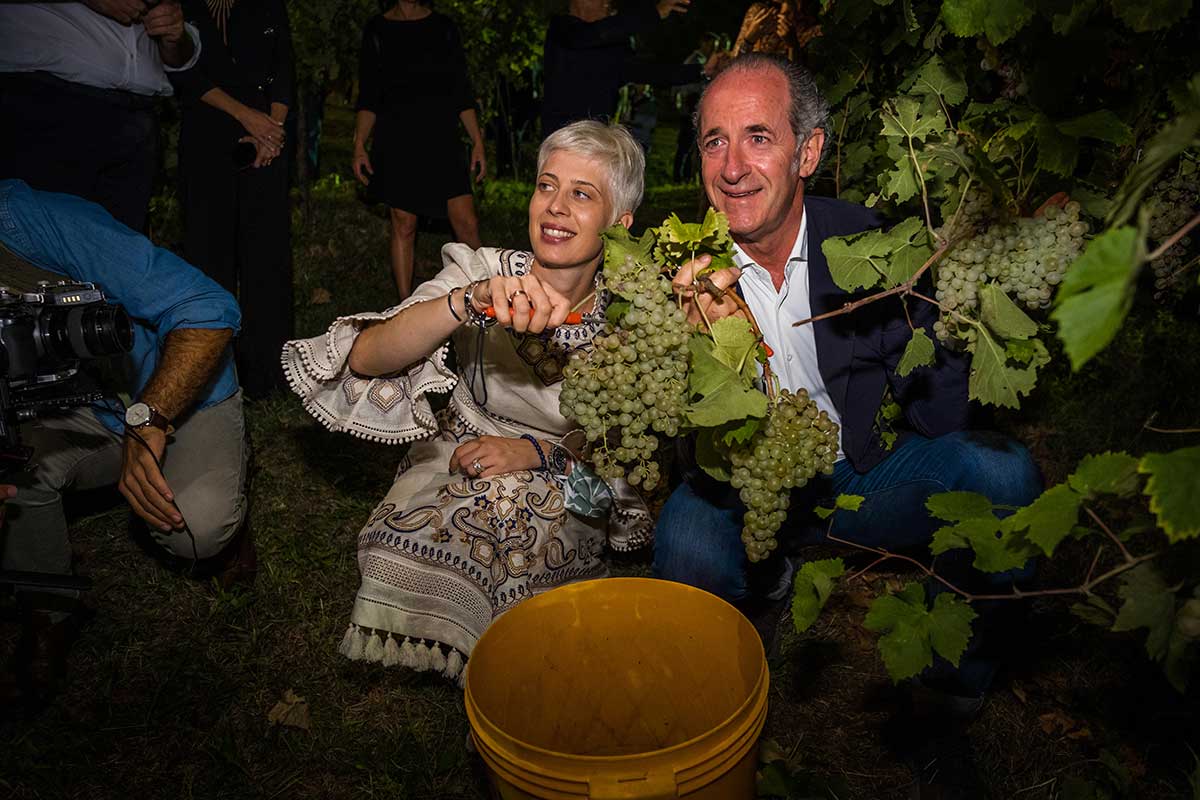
726;389;840;563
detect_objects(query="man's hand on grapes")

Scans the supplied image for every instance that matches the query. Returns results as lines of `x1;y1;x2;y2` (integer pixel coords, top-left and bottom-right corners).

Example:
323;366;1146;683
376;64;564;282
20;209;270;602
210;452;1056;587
468;274;572;334
449;436;543;479
672;255;744;326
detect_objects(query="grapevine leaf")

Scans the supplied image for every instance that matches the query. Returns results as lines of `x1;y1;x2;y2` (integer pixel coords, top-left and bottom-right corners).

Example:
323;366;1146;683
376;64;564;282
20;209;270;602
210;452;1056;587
602;224;655;276
720;416;761;446
934;516;1036;572
1113;563;1177;662
837;494;865;511
1071;595;1117;627
1051;0;1097;34
898;329;936;377
686;388;768;431
1035;118;1079;176
814;494;865;520
1107;112;1200;228
685;356;769;429
1052;226;1144;371
1007;484;1082;557
979;284;1038;340
882;158;921;203
1167;75;1200;114
940;0;1035;43
791;558;846;632
881;96;946;142
969;326;1038;408
1110;0;1193;32
911;56;968;106
1006;337;1050;367
1138;446;1200;542
823;230;895;291
709;316;761;381
1057;110;1134;146
605;300;630;325
1068;452;1141;497
865;584;933;682
879;216;934;286
694;429;732;483
927;491;994;522
928;593;978;667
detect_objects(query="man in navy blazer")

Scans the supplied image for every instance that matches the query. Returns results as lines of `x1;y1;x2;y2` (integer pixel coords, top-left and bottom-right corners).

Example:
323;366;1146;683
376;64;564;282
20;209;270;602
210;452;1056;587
653;52;1041;793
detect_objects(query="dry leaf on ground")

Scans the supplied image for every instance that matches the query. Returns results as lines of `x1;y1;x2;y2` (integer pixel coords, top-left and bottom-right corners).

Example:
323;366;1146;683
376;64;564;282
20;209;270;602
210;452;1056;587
268;689;311;731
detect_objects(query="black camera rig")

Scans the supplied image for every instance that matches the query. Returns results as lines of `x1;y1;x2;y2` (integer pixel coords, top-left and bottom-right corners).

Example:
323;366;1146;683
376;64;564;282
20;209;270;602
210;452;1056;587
0;277;133;593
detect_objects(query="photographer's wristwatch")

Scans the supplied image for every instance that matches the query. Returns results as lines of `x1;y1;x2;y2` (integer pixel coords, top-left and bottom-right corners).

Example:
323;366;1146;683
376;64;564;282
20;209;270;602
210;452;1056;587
125;402;172;433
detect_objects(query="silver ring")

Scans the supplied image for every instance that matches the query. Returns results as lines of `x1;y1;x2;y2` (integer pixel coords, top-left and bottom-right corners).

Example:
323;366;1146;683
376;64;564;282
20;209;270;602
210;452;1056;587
471;459;484;475
508;289;528;301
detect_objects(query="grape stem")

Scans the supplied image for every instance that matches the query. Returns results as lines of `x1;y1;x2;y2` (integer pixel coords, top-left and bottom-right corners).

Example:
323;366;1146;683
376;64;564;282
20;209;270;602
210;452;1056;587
791;240;952;328
1147;209;1200;261
829;526;1162;603
696;273;778;400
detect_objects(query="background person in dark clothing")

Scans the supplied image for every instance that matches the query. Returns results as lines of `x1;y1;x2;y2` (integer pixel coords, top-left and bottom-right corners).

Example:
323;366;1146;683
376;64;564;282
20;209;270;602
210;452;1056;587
0;0;200;232
352;0;485;301
169;0;295;400
540;0;701;138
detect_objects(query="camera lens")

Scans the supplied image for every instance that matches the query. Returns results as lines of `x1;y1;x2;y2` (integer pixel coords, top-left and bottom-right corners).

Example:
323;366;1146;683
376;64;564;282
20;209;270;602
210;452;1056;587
68;305;134;358
40;303;133;362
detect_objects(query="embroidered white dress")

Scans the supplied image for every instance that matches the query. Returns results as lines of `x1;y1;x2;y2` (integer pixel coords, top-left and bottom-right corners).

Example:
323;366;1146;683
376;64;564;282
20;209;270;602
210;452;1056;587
282;244;651;681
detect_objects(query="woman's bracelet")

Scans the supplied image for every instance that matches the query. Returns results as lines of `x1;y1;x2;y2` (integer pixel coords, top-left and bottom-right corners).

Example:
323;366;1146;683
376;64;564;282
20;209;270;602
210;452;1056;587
446;287;463;322
520;434;548;471
464;280;496;328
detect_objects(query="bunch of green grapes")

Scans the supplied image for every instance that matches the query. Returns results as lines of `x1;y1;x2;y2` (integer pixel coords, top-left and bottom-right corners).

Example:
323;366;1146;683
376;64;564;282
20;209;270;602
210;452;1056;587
933;201;1088;346
937;186;994;244
559;252;691;490
726;389;839;562
1147;172;1198;303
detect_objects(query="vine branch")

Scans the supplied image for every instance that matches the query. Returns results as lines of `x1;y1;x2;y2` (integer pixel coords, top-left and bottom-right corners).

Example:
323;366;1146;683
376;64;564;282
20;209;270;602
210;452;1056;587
792;240;951;328
1147;209;1200;261
1084;505;1134;563
697;274;777;400
826;530;1162;603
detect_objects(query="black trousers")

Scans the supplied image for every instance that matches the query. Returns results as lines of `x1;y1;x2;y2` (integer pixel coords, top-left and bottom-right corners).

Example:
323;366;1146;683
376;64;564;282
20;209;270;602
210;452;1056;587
180;108;294;399
0;73;157;232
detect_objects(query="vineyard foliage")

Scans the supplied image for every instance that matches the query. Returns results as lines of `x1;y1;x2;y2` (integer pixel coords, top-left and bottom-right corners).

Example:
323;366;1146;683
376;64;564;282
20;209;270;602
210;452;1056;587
783;0;1200;687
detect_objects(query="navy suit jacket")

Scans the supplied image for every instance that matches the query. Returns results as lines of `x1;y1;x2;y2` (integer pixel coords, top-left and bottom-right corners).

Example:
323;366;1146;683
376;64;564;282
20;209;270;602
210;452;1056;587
677;195;970;500
803;195;970;473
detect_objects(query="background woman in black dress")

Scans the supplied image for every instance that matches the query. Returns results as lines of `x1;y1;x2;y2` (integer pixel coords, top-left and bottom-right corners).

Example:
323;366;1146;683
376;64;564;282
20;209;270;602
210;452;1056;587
352;0;485;300
171;0;295;400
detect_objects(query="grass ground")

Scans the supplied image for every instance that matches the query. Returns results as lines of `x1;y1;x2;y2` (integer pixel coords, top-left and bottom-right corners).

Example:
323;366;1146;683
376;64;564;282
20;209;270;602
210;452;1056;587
1;100;1198;799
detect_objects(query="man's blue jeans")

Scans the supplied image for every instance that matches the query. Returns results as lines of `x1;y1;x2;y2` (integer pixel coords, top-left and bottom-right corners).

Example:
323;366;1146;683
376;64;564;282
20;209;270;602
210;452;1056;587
654;430;1042;696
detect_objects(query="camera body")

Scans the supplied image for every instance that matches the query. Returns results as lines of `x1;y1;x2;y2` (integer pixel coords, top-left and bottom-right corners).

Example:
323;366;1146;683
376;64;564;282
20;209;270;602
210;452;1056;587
0;280;133;469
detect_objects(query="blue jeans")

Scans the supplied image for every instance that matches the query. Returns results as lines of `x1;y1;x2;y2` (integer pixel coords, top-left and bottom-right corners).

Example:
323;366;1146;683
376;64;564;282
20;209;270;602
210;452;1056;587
653;430;1042;696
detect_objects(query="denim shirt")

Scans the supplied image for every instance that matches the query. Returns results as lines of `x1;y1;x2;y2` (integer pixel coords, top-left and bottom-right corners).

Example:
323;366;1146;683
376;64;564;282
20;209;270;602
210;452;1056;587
0;180;241;433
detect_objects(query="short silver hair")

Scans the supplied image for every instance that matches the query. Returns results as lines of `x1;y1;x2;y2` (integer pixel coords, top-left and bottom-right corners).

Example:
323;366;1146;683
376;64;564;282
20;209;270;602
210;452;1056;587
536;120;645;223
697;53;830;167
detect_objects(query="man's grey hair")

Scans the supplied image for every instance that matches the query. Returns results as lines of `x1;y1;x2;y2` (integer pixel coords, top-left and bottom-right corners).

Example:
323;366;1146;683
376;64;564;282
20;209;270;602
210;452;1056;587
536;120;645;223
695;53;830;167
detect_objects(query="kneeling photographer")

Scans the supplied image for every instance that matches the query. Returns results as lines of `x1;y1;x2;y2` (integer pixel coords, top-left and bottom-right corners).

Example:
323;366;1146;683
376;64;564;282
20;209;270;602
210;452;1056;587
0;179;249;698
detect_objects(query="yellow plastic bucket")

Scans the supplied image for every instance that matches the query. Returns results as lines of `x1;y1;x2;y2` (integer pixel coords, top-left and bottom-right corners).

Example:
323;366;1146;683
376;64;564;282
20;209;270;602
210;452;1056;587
464;577;768;799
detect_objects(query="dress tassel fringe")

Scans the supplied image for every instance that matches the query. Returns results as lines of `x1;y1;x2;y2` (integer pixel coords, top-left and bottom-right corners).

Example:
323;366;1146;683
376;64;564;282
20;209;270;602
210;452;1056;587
337;625;466;682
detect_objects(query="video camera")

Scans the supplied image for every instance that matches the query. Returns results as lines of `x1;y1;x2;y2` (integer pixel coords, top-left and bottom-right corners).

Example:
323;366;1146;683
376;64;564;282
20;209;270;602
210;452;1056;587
0;280;133;472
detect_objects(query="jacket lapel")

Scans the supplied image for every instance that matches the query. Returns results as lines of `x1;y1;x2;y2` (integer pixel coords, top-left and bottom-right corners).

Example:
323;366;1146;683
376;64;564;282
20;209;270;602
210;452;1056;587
804;198;855;419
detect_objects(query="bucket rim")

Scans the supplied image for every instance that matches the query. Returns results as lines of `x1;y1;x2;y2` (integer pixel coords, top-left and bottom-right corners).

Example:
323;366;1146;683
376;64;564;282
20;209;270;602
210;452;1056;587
464;577;769;767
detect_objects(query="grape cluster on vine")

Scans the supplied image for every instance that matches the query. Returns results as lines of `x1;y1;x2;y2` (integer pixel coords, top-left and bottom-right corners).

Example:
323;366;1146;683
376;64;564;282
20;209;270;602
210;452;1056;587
1147;172;1198;303
559;252;690;490
727;389;839;562
933;200;1088;346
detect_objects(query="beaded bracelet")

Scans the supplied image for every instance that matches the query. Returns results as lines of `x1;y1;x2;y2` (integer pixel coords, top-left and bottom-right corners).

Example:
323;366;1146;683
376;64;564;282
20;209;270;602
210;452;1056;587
520;434;548;471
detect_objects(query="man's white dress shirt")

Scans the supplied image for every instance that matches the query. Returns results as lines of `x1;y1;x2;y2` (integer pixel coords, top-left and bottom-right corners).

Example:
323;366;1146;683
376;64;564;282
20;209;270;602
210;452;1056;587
734;212;845;460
